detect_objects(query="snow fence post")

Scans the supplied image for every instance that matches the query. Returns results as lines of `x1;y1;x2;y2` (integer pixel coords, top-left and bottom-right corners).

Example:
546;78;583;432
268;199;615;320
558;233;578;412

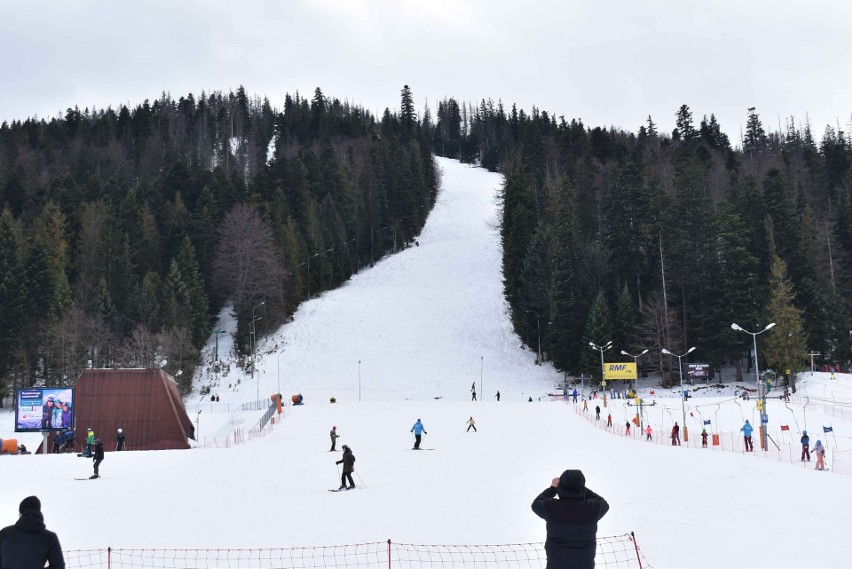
631;532;643;569
387;539;392;569
107;547;111;569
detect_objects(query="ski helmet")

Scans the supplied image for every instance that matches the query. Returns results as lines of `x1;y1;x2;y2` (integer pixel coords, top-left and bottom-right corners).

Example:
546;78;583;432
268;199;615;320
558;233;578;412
817;440;822;445
803;430;807;434
118;428;123;433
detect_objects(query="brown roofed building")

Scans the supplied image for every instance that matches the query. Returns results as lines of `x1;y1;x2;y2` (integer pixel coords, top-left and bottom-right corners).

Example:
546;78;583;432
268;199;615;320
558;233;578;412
73;368;195;451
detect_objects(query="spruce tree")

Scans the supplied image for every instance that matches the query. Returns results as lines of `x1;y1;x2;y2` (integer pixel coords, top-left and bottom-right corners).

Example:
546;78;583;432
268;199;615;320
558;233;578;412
763;256;807;392
581;290;614;382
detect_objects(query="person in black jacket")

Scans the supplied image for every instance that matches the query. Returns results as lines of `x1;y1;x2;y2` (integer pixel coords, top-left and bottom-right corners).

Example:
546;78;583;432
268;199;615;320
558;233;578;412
115;428;126;451
531;469;609;569
335;445;356;489
91;439;105;479
0;496;65;569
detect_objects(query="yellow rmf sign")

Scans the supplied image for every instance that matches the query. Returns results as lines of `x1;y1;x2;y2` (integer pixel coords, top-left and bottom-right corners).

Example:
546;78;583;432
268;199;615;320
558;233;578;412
604;362;637;380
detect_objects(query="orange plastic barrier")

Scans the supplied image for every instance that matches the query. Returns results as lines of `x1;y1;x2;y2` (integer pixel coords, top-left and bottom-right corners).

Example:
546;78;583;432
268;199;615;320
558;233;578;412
1;438;19;454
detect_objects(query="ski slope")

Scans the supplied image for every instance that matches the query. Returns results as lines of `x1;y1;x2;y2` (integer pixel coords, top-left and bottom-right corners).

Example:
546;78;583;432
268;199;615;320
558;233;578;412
3;158;852;569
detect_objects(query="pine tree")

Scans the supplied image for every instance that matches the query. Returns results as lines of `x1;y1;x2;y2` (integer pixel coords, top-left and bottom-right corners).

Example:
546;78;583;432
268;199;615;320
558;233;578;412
762;255;807;392
581;290;614;382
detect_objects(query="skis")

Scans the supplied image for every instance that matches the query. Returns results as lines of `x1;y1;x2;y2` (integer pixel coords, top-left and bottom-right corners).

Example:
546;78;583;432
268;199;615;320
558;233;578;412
411;448;436;450
75;477;101;480
329;487;356;492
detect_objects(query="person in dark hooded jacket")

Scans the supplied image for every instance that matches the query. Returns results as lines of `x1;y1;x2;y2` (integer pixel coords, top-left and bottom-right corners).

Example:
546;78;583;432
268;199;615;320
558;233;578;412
0;496;65;569
531;469;609;569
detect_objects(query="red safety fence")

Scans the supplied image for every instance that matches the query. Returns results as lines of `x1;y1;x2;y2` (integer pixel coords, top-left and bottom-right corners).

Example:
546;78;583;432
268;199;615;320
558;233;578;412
63;534;651;569
563;398;852;475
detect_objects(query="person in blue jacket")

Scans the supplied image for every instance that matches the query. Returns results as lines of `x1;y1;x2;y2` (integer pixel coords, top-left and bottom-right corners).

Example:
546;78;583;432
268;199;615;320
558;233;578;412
740;420;754;451
801;430;810;461
410;419;428;449
532;469;609;569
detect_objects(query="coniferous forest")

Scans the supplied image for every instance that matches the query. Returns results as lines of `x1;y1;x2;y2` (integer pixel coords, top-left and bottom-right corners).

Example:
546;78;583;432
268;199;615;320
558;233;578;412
1;85;850;401
0;85;437;399
438;100;851;389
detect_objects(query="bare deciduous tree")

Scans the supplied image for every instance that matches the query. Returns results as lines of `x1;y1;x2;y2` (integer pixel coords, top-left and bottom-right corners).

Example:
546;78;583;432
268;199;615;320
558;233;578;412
636;293;684;388
212;203;288;317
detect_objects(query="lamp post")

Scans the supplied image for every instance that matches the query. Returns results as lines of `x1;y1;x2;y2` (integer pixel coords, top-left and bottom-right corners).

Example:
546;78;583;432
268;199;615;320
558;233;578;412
251;301;265;404
358;360;362;403
480;356;484;401
525;310;542;365
661;347;696;443
620;349;648;391
589;340;613;393
731;322;775;450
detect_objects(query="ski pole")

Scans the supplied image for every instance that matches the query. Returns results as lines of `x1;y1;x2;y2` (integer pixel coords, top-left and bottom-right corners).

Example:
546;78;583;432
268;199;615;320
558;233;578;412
355;471;367;489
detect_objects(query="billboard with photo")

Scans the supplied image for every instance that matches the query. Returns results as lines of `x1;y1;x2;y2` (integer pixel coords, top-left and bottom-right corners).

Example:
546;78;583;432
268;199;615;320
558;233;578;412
15;387;75;432
685;363;713;381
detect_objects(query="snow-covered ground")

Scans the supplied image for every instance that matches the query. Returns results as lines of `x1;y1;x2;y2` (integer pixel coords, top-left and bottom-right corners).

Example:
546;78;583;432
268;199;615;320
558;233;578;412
3;158;851;569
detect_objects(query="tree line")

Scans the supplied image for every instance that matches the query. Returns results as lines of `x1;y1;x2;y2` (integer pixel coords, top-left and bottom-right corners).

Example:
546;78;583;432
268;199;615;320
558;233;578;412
426;99;851;388
0;85;437;398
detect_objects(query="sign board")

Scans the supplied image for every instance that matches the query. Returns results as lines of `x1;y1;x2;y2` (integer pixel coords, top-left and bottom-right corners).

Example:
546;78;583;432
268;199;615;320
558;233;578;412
685;363;712;380
603;362;637;380
15;387;75;432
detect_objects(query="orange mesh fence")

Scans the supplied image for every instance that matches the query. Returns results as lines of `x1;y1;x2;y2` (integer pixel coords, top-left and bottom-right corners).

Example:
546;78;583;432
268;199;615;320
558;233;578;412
63;534;651;569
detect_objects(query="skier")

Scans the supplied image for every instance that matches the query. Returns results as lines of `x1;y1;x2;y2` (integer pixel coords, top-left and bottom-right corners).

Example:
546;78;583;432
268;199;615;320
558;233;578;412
701;428;708;448
572;389;578;403
411;419;428;449
671;422;680;446
115;428;126;451
813;440;826;470
91;439;104;479
595;405;600;420
625;421;631;435
330;426;340;451
471;389;477;401
645;425;652;441
466;417;477;432
495;391;501;401
801;431;811;462
740;420;754;451
335;445;356;490
606;414;612;428
64;429;76;453
583;399;588;412
531;469;609;569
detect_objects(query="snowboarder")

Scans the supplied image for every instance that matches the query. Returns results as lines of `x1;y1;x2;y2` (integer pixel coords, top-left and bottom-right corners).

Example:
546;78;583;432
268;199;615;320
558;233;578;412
741;420;754;451
606;414;612;427
645;425;652;441
81;428;94;457
701;428;708;448
411;419;428;449
814;440;826;470
671;422;680;446
531;470;609;569
335;445;356;489
801;431;811;462
595;405;601;420
115;428;126;451
0;496;65;569
91;439;104;479
495;391;501;401
466;417;477;432
330;426;340;451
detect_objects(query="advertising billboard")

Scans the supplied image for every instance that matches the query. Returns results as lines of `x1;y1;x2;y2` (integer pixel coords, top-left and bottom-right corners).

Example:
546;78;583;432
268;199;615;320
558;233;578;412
15;388;75;432
604;362;637;380
685;363;713;381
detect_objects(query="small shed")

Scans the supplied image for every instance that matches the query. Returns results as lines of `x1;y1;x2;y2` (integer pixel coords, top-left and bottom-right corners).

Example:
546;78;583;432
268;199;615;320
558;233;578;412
73;368;195;451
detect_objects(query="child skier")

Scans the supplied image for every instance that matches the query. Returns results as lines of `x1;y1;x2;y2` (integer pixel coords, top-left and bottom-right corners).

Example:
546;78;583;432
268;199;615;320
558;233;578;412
671;423;680;446
801;431;811;462
330;426;340;451
466;417;477;432
813;440;826;470
741;420;754;451
645;425;652;441
701;428;708;448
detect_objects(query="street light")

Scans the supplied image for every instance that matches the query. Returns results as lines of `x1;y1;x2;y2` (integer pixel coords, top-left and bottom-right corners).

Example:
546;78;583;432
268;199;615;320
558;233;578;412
661;346;696;443
731;322;775;450
525;310;542;365
480;356;484;401
620;349;649;391
251;301;266;404
358;360;362;403
589;340;613;394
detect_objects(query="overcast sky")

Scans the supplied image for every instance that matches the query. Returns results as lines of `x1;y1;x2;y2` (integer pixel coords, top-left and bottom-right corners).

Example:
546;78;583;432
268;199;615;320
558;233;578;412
2;0;850;144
